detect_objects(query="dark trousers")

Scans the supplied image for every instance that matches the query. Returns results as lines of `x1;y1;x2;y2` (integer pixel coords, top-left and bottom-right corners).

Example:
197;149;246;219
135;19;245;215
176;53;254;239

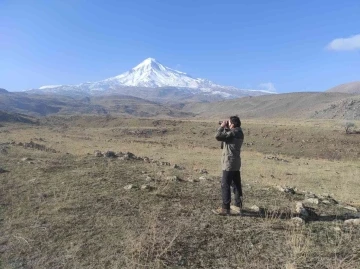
221;170;242;210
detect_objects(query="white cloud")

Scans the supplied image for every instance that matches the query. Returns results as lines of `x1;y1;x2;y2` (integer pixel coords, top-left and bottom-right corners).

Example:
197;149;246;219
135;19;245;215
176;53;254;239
326;34;360;51
258;82;277;93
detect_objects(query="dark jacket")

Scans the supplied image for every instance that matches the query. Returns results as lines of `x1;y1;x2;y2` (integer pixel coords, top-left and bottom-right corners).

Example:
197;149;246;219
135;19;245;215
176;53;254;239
215;126;244;171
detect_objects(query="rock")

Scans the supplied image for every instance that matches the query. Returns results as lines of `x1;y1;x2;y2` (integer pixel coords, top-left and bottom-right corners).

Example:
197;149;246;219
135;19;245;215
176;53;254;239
141;184;152;190
200;169;208;174
165;176;180;181
295;202;309;218
304;198;319;205
333;227;342;232
124;184;136;190
104;151;116;158
157;171;164;177
322;198;338;205
319;193;332;199
290;217;305;226
344;219;360;226
94;150;103;157
0;168;8;173
276;185;295;194
305;193;318;199
145;176;153;182
21;157;32;161
143;157;150;163
341;205;358;212
126;152;136;159
198;176;207;181
250;205;260;212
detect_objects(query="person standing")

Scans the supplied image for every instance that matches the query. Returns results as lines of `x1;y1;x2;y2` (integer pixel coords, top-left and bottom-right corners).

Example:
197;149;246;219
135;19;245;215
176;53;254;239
213;116;244;215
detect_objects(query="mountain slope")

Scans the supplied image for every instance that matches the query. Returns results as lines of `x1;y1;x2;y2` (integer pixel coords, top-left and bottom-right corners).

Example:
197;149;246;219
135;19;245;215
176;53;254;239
183;92;360;120
28;58;275;101
0;92;192;117
326;81;360;94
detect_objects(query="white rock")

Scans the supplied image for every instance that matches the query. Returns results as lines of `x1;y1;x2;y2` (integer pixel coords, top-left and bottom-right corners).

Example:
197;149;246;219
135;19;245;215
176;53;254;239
250;205;260;212
145;176;153;182
304;198;319;205
344;219;360;226
141;184;151;190
198;176;207;181
124;184;135;190
333;227;341;232
295;202;309;217
342;205;358;212
165;176;179;181
290;217;305;225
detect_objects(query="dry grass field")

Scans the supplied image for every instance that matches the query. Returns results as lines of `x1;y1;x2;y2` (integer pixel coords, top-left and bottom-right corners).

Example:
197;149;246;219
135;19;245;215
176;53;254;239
1;116;359;268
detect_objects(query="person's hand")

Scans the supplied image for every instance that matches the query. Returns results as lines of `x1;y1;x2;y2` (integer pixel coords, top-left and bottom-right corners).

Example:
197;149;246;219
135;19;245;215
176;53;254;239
221;120;228;128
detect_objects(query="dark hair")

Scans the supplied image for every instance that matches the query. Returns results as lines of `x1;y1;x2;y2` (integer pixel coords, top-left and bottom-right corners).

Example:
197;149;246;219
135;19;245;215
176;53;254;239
229;116;241;127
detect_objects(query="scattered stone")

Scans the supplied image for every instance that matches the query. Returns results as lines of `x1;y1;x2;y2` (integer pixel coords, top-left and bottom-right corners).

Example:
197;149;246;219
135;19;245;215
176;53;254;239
304;198;319;205
0;168;8;173
341;205;358;212
276;185;295;194
157;171;164;177
264;155;290;163
290;217;305;226
141;184;152;190
143;157;150;163
145;176;153;182
322;198;338;205
344;219;360;226
124;184;136;190
250;205;260;212
305;193;318;199
295;202;309;218
333;226;342;232
199;176;207;181
319;193;332;199
200;169;208;174
104;151;116;158
165;176;180;181
21;157;32;161
94;150;103;157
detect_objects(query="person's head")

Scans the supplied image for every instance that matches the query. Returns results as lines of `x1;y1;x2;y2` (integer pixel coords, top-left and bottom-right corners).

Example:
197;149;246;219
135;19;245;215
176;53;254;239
229;116;241;128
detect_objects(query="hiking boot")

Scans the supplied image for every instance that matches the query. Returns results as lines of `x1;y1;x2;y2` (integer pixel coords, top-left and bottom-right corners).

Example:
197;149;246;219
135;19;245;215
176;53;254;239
212;208;230;216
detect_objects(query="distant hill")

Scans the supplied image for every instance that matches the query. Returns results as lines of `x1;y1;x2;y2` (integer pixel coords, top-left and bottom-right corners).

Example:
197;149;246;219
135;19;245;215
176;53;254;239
182;92;360;120
0;92;193;118
326;81;360;94
0;110;37;124
0;88;9;94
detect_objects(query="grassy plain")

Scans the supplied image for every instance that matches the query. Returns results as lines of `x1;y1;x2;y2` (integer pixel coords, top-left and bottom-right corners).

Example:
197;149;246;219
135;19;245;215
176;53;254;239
0;116;359;268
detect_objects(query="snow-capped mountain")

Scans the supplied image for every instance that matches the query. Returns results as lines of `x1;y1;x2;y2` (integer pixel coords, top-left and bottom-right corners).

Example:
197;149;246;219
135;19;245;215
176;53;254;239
29;58;275;101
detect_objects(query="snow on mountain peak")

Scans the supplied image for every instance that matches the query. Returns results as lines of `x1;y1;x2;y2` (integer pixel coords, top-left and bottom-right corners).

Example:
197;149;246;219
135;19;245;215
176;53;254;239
34;58;275;99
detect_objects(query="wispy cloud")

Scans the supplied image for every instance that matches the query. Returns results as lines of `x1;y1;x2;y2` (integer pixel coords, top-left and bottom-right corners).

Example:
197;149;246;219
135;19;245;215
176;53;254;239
258;82;277;93
326;34;360;51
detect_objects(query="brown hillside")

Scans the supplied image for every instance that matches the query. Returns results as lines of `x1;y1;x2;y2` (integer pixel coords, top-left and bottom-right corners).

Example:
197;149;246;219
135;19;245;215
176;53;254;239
326;81;360;94
183;92;360;120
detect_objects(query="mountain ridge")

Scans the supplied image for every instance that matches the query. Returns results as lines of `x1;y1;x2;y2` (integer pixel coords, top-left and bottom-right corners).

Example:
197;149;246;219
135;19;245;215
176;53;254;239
28;58;275;101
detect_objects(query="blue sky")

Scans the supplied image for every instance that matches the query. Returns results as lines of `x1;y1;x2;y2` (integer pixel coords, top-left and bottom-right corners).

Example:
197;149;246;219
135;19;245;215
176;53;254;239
1;0;359;93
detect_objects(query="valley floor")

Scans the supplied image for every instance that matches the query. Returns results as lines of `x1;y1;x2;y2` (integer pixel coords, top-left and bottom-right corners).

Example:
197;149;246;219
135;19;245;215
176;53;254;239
0;117;359;268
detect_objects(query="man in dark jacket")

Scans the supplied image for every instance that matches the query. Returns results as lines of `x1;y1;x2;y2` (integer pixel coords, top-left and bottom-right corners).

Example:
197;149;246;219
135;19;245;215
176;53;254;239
213;116;244;215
